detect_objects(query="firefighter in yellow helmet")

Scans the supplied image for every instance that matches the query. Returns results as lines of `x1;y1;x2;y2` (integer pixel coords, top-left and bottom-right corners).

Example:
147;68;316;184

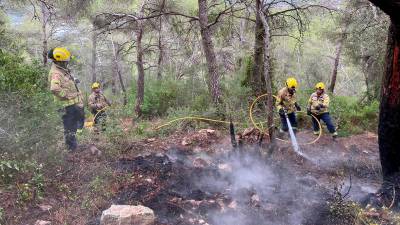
88;82;111;131
48;47;85;151
276;77;302;133
307;82;338;138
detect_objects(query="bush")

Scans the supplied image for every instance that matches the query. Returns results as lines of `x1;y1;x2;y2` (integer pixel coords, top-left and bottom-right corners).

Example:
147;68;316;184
329;96;379;136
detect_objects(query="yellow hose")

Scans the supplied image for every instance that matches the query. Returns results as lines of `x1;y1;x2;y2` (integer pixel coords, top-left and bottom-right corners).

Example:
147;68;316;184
248;93;322;145
154;93;323;145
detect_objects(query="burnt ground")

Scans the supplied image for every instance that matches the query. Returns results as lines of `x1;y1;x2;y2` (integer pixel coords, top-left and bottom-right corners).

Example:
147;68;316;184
1;129;384;225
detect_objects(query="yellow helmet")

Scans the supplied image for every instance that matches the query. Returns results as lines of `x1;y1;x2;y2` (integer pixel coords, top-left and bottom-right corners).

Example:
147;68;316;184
52;47;71;62
286;77;298;89
92;82;100;89
315;82;325;90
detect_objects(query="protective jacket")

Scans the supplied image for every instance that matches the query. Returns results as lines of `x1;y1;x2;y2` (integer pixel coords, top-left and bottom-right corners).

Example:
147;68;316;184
308;92;330;115
48;64;83;107
88;92;111;113
275;87;297;114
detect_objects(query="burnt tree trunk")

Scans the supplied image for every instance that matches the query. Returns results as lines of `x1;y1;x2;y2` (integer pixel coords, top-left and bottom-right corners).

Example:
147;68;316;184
329;23;349;93
91;29;97;83
378;22;400;189
134;1;146;117
258;5;276;151
251;0;266;96
198;0;222;104
366;0;400;207
40;2;49;66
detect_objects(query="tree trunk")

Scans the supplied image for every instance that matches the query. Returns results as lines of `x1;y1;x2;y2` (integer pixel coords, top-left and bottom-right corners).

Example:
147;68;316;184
198;0;222;104
134;1;146;117
110;40;127;106
367;0;400;208
40;2;48;66
258;3;276;151
157;16;164;80
91;29;97;83
251;0;265;96
329;24;349;93
378;21;400;188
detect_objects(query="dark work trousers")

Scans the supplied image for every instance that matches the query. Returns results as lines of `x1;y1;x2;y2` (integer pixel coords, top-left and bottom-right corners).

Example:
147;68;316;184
311;112;336;133
93;111;107;131
77;106;85;130
280;112;298;132
62;104;82;150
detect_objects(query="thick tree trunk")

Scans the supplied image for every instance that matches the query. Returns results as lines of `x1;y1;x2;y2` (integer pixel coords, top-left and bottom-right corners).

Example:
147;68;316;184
134;1;146;117
258;4;276;151
198;0;222;104
329;24;348;93
367;0;400;208
91;30;97;83
251;0;265;96
378;22;400;186
40;2;48;66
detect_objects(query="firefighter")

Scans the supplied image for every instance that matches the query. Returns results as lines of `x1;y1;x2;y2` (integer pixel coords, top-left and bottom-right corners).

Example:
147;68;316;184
276;77;302;133
307;82;338;138
48;47;84;151
88;82;111;131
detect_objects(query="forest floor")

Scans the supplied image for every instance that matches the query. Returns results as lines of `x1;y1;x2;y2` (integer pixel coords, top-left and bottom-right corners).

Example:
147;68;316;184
3;125;396;225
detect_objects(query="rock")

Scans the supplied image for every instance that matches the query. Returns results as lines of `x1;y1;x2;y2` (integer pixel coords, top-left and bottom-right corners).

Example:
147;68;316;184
34;220;51;225
198;129;216;135
227;200;237;209
90;145;102;156
100;205;155;225
38;204;52;211
181;138;191;146
147;138;156;142
193;157;210;168
218;163;232;172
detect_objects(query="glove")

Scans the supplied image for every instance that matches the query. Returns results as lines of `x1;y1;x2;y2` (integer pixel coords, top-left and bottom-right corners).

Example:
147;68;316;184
295;102;301;111
315;105;321;110
307;108;311;116
279;108;286;116
319;103;325;108
74;78;80;84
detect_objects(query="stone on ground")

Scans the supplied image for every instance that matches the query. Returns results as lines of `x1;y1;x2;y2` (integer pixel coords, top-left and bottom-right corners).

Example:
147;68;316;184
100;205;155;225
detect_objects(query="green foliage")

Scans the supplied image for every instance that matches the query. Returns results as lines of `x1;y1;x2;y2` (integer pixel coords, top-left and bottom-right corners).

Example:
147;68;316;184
330;96;379;136
0;50;46;96
0;155;44;202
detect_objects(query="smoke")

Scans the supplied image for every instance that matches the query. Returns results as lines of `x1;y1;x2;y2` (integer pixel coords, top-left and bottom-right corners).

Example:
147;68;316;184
181;147;327;225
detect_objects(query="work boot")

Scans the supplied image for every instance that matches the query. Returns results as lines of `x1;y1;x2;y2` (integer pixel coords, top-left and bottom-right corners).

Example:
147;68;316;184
313;131;319;136
332;132;338;140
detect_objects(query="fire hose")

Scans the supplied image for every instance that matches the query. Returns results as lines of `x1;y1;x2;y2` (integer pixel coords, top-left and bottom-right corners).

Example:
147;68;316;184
154;93;323;146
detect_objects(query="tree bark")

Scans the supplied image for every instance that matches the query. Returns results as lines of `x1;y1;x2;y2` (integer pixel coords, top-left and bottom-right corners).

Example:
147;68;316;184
198;0;222;104
110;38;127;105
366;0;400;208
378;22;400;186
134;1;146;117
157;16;164;80
91;29;97;83
251;0;266;96
40;2;49;66
258;3;276;151
329;23;349;93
